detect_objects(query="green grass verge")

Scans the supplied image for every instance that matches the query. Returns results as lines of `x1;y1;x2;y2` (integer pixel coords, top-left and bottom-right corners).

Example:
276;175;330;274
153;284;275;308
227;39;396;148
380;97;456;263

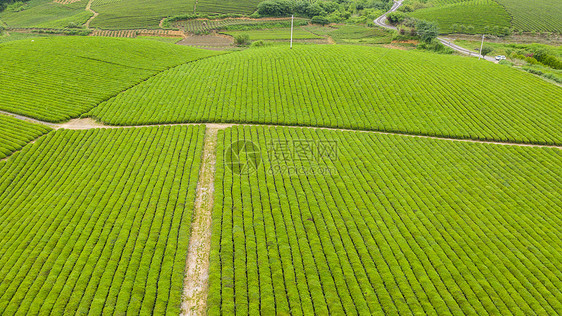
0;125;205;315
0;36;222;122
209;125;562;315
88;45;562;145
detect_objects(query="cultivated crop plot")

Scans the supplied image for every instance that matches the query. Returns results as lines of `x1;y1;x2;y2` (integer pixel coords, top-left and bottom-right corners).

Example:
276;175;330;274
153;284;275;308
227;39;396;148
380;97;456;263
89;45;562;145
0;114;51;160
494;0;562;33
0;126;204;314
210;125;562;315
1;0;561;314
0;37;220;122
409;0;511;34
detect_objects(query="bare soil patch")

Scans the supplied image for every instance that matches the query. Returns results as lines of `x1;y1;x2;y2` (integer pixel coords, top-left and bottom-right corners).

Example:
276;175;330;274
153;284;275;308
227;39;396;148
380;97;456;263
177;34;233;50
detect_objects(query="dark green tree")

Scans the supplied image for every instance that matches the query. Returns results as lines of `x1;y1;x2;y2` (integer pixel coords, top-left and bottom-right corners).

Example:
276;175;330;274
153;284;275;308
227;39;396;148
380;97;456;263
480;46;493;57
416;20;439;43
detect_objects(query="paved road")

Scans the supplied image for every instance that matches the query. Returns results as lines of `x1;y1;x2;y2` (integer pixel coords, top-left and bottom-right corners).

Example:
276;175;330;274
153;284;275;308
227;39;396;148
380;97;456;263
375;1;497;62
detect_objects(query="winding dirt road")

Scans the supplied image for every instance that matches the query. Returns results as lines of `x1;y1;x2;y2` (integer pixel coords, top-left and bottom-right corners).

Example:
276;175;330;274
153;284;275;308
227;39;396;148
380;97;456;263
375;1;497;62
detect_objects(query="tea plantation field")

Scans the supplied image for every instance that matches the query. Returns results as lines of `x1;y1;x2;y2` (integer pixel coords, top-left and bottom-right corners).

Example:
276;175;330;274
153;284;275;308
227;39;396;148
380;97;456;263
222;28;323;41
89;0;260;29
210;125;562;315
88;45;562;145
407;0;561;34
0;37;220;122
409;0;511;34
0;114;51;160
0;126;204;314
495;0;562;33
89;0;195;29
0;0;91;29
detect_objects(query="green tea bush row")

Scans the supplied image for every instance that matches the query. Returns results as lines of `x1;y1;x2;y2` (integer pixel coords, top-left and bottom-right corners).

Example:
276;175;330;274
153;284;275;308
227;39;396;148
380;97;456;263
0;125;205;314
208;125;562;315
0;36;220;122
0;114;51;159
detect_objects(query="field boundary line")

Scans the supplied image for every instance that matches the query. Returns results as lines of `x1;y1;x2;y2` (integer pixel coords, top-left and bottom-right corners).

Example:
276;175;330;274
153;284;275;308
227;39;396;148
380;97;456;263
0;109;559;149
180;124;226;315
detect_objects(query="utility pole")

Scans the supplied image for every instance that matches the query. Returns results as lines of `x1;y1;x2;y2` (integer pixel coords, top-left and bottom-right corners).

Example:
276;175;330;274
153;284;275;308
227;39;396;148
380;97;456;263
290;15;294;49
479;34;485;60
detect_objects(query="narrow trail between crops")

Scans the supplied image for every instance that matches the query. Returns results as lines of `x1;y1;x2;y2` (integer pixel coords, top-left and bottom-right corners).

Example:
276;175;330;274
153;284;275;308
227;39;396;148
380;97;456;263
0;110;559;149
180;125;225;316
374;0;497;62
85;0;98;29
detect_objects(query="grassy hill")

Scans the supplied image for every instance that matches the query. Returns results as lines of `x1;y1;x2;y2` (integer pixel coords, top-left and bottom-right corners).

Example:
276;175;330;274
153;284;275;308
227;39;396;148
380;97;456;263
210;125;562;315
88;45;562;145
0;36;221;122
408;0;511;35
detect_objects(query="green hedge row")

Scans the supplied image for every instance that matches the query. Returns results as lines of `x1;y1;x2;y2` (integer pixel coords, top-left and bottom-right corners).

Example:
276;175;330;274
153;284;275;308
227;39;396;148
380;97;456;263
0;125;205;315
208;125;562;315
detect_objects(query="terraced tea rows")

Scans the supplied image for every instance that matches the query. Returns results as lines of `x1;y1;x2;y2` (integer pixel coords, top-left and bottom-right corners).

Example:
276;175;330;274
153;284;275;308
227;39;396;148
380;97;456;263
222;28;322;40
52;0;82;4
89;0;196;29
0;126;205;314
195;0;261;15
495;0;562;33
409;0;511;34
0;37;220;122
90;29;185;38
209;125;562;315
88;45;562;145
175;18;304;34
0;114;51;160
0;0;90;29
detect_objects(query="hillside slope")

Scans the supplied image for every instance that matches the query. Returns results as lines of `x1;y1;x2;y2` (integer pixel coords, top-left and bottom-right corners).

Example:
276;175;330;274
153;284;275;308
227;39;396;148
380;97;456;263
89;45;562;145
0;37;221;122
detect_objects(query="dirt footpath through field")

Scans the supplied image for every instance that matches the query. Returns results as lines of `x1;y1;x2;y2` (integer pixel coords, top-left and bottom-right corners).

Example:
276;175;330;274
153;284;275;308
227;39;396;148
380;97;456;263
180;125;227;316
